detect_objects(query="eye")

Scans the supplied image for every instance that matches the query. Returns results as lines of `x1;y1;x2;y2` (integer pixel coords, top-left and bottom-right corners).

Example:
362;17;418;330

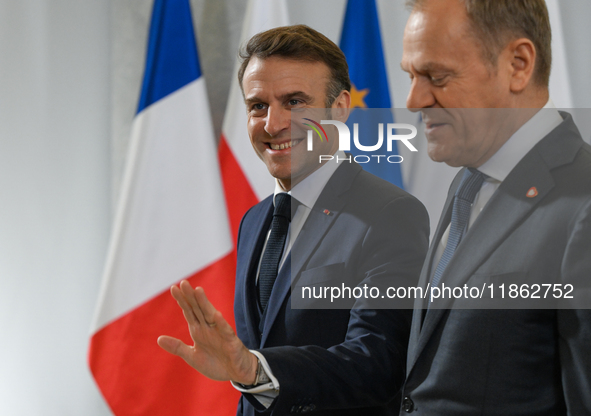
429;75;447;86
287;98;303;107
248;103;267;115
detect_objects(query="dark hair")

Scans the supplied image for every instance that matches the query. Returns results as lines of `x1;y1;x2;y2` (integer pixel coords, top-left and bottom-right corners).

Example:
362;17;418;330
237;25;351;106
407;0;552;86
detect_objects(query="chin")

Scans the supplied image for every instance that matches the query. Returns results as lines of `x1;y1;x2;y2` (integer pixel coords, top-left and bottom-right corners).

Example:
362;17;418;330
427;153;459;168
264;164;289;179
427;146;445;163
427;144;460;167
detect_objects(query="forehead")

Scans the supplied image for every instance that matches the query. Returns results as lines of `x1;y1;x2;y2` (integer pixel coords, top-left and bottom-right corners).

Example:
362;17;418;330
242;56;330;98
401;0;477;71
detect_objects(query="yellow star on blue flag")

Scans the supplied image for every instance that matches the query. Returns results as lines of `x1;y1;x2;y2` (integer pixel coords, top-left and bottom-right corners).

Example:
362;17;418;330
350;83;370;109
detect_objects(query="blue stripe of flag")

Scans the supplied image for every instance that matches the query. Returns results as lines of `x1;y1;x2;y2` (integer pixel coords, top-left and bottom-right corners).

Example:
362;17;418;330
137;0;202;114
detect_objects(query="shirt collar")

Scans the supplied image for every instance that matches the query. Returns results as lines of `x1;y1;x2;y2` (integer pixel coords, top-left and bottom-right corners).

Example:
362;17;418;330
478;99;563;182
273;150;345;208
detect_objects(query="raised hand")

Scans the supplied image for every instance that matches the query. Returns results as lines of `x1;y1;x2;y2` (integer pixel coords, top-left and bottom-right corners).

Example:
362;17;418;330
157;280;258;385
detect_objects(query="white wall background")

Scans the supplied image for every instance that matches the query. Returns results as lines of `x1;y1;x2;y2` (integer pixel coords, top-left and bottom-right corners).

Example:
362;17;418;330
0;0;112;415
0;0;589;414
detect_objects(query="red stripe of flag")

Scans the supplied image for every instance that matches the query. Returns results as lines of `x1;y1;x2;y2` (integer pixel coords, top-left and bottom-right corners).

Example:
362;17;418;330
89;253;239;415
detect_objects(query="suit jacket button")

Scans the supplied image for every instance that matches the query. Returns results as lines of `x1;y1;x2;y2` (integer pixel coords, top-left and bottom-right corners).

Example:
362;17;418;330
402;396;414;413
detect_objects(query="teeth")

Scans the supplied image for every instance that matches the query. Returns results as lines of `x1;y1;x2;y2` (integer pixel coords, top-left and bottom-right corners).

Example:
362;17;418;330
271;141;296;150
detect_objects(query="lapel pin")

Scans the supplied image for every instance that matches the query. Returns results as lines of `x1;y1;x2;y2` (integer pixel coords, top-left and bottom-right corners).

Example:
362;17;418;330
323;209;333;216
526;187;538;198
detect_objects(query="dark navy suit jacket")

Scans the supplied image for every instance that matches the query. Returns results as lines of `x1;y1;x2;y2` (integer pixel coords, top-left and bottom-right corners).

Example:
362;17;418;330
233;161;429;415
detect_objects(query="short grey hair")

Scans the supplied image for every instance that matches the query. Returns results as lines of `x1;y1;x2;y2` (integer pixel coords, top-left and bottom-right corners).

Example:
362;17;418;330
406;0;552;86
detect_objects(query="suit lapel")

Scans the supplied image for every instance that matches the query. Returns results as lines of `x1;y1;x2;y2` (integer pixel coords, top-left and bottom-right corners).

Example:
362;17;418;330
290;162;359;287
409;113;583;373
407;172;459;370
259;253;290;347
427;113;582;308
259;162;361;347
438;156;554;294
238;198;273;347
416;172;461;303
415;154;556;363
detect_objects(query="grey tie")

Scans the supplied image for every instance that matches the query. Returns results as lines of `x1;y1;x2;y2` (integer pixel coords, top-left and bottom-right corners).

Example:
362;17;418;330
431;168;485;288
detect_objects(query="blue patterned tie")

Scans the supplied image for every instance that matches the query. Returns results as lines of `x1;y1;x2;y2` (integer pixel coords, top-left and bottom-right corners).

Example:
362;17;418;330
258;193;291;310
431;168;485;288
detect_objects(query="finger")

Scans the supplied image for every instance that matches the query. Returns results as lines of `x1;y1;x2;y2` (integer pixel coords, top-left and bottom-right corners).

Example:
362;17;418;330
209;310;236;338
179;281;208;326
157;335;191;359
157;336;203;370
193;287;219;327
171;284;199;325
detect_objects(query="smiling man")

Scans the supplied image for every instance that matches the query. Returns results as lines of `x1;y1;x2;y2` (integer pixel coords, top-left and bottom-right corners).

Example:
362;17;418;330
397;0;591;415
240;55;340;190
158;25;429;416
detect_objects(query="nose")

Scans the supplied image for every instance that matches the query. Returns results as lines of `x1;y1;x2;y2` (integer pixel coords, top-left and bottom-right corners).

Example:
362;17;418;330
406;77;436;110
264;105;291;137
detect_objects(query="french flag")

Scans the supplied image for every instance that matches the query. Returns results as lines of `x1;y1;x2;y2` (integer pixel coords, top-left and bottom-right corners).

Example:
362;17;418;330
89;0;239;414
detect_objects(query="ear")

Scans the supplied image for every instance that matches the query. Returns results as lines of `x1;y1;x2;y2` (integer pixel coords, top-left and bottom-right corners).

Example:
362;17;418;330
506;38;537;93
332;90;351;122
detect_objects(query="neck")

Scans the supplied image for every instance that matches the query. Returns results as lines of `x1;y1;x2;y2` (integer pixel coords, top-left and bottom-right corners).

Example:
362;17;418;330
468;107;540;169
277;179;291;192
512;85;549;109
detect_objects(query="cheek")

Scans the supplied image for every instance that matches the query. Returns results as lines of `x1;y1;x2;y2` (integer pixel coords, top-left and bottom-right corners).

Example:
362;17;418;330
290;142;311;167
247;122;266;146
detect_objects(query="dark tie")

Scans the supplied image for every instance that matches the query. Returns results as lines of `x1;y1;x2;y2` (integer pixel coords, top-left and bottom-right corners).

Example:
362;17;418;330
431;168;485;288
258;193;292;310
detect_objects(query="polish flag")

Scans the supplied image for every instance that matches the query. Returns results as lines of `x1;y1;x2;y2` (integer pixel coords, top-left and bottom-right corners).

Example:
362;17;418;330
88;0;239;414
218;0;289;241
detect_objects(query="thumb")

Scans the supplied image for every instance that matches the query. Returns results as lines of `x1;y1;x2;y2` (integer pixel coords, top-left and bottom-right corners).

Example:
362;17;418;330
157;335;191;359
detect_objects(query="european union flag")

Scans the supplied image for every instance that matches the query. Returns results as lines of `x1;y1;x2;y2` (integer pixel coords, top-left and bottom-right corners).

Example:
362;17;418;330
340;0;404;189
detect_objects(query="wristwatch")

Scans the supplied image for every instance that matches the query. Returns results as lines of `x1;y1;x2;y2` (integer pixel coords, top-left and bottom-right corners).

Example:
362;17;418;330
241;356;270;388
254;356;271;385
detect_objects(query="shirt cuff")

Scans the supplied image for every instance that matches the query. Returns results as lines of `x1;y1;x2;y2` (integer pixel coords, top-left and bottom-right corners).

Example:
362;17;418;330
230;351;280;408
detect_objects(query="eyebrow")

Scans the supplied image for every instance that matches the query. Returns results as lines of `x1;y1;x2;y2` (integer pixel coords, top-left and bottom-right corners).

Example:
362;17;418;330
282;91;314;102
244;91;314;105
400;61;452;74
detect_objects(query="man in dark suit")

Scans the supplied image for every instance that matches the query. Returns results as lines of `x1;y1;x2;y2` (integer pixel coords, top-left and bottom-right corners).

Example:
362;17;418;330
395;0;591;414
158;25;429;416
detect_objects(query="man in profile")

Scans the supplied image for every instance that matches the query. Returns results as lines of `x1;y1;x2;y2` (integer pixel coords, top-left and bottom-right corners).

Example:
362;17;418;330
397;0;591;414
158;25;429;416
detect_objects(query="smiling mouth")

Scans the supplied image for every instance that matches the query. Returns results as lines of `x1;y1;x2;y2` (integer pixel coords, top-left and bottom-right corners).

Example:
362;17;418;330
268;139;303;150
